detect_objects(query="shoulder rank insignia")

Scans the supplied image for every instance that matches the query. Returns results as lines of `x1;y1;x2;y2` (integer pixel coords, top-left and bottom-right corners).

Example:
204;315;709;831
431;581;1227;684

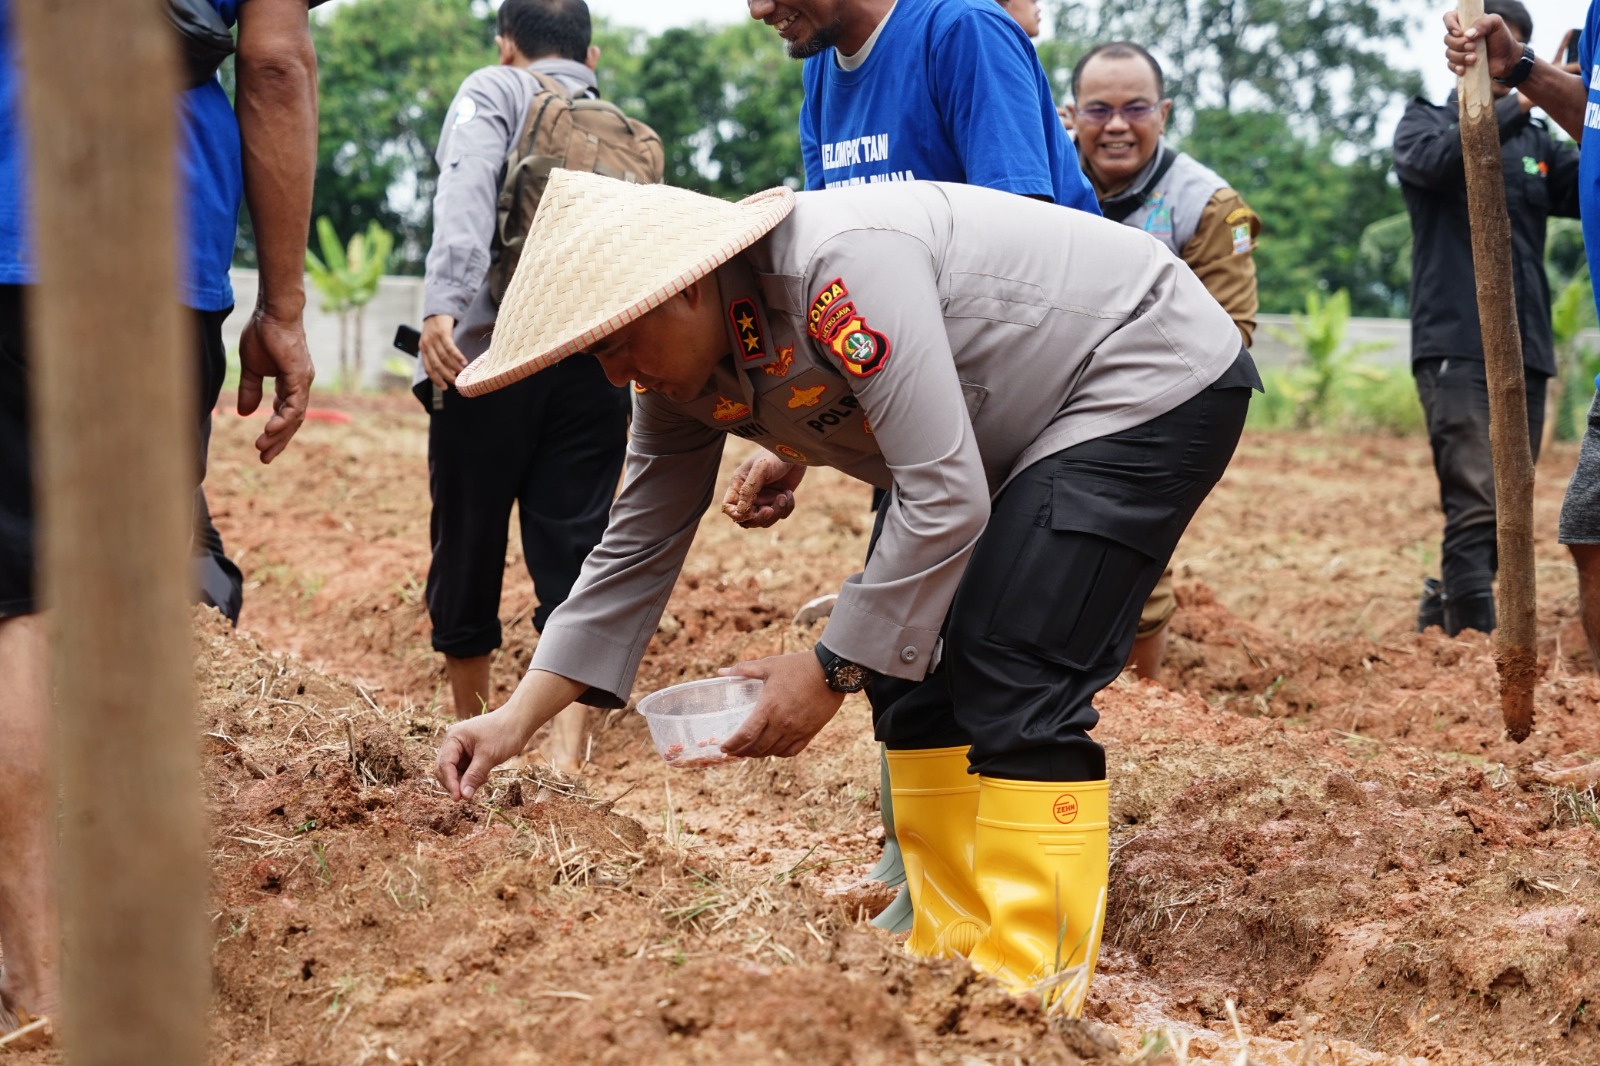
728;297;765;362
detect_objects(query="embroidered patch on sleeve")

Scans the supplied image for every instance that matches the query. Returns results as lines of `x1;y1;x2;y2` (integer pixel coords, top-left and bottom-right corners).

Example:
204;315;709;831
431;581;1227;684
806;279;850;338
728;298;765;362
764;345;795;378
829;315;891;378
1231;223;1253;255
712;395;752;422
786;383;828;409
816;301;857;344
774;444;808;463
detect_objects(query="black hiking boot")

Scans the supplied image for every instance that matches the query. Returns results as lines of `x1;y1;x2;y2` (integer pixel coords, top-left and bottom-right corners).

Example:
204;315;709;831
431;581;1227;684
1416;577;1445;633
1444;589;1497;636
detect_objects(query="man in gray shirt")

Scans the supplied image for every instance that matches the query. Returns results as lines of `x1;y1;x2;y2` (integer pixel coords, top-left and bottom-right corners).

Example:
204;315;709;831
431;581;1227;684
417;0;629;769
435;171;1259;1011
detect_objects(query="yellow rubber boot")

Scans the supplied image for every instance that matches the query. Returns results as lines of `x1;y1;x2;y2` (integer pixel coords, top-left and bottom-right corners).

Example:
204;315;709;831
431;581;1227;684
966;777;1109;1015
885;746;987;958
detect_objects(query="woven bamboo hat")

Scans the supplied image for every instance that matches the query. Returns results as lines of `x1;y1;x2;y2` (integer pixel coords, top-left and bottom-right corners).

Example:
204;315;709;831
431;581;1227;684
456;169;796;397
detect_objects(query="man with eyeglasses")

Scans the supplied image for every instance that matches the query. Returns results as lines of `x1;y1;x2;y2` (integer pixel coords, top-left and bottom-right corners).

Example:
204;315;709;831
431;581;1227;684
1065;41;1260;681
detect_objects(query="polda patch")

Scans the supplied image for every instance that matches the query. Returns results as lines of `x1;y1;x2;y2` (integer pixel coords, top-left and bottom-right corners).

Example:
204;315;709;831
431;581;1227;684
728;298;765;362
806;279;850;338
774;444;808;463
828;315;891;378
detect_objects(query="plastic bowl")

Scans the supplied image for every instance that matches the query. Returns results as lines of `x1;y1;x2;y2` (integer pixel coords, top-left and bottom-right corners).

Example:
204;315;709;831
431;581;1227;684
635;677;762;768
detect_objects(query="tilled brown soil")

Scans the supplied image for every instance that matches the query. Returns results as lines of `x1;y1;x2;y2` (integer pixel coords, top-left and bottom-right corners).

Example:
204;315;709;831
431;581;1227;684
10;395;1600;1065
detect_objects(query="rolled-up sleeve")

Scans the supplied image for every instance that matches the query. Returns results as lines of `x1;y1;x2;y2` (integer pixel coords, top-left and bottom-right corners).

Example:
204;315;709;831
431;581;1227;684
529;393;726;705
423;71;522;321
805;231;991;680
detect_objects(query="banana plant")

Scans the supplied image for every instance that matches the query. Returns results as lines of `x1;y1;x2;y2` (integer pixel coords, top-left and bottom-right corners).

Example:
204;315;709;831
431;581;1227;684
305;216;394;390
1268;288;1392;429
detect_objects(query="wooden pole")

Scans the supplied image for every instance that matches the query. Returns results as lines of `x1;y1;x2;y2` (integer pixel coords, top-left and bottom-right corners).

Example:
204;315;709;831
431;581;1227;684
1457;0;1538;742
11;0;208;1061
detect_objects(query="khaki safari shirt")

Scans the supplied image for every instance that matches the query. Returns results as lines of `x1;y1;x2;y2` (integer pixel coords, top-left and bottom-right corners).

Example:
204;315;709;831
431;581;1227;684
529;181;1242;703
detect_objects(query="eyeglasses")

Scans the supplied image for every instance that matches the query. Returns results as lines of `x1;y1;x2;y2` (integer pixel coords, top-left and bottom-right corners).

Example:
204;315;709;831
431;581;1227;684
1075;102;1161;126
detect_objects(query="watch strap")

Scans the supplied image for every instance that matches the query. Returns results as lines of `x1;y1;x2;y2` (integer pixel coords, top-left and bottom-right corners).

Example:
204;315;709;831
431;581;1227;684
1493;42;1536;88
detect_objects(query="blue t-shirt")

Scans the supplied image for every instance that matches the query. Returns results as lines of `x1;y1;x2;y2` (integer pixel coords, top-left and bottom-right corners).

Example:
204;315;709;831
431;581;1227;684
799;0;1098;214
0;0;242;310
1581;2;1600;327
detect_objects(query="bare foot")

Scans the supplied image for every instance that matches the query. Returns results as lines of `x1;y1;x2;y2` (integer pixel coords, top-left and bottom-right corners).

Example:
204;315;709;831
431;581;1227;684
0;990;54;1050
530;702;590;775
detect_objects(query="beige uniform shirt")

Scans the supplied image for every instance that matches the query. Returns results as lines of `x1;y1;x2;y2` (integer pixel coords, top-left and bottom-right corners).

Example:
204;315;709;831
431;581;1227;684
530;181;1242;704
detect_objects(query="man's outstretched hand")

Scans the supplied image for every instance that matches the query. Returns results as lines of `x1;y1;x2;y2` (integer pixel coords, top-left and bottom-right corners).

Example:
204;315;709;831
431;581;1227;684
721;450;805;527
237;307;314;463
435;705;534;801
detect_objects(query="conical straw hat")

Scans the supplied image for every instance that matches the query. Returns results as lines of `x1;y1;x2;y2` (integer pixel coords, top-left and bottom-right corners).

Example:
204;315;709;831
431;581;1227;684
456;169;796;397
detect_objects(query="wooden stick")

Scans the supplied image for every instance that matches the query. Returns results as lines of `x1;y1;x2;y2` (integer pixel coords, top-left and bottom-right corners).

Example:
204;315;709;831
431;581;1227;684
10;0;208;1062
1457;0;1537;742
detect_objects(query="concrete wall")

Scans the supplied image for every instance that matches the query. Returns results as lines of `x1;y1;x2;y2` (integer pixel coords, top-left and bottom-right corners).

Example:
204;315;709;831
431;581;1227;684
224;270;1600;387
224;269;427;391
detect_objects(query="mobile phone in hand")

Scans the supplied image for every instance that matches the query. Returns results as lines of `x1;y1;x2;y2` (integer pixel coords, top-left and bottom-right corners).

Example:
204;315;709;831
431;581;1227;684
393;324;420;357
1567;28;1582;66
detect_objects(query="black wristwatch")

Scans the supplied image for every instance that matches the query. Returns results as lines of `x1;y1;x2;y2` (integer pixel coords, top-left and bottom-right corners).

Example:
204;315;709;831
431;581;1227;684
1494;42;1537;89
814;643;876;693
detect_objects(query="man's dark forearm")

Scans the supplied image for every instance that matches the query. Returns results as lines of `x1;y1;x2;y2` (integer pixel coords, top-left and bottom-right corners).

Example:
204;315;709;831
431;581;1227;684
235;0;318;318
1516;59;1588;142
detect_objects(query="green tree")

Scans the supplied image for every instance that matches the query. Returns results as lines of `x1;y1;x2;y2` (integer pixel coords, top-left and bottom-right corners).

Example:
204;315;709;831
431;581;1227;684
617;22;802;196
1188;108;1406;315
308;0;496;274
1045;0;1424;149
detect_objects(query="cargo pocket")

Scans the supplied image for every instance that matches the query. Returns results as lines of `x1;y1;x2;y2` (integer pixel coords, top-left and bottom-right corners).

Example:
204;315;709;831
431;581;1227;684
983;473;1180;670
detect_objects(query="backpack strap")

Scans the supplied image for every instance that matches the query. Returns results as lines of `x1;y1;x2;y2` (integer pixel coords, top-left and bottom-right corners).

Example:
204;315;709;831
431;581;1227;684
1099;147;1179;224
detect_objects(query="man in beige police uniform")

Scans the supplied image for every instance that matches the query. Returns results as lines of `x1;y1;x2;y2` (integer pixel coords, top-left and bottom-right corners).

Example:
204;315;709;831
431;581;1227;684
435;170;1258;1010
1066;41;1261;680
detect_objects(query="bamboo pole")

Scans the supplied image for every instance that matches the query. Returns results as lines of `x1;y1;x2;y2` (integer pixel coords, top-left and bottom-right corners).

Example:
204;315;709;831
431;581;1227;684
1456;0;1538;742
10;0;207;1062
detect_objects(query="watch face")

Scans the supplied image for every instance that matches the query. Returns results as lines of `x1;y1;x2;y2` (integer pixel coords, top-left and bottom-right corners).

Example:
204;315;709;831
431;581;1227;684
832;661;868;691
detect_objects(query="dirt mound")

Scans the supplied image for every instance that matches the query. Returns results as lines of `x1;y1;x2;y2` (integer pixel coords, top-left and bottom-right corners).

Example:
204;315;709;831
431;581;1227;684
186;620;1600;1064
1094;679;1600;1062
15;406;1583;1064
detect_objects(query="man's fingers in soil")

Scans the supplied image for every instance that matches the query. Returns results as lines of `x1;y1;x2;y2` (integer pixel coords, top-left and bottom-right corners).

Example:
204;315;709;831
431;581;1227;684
436;736;468;798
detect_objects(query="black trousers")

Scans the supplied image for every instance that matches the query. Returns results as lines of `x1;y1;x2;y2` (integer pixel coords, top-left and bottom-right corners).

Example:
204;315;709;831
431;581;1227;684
425;355;630;658
866;378;1252;782
1414;357;1546;597
0;285;239;621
